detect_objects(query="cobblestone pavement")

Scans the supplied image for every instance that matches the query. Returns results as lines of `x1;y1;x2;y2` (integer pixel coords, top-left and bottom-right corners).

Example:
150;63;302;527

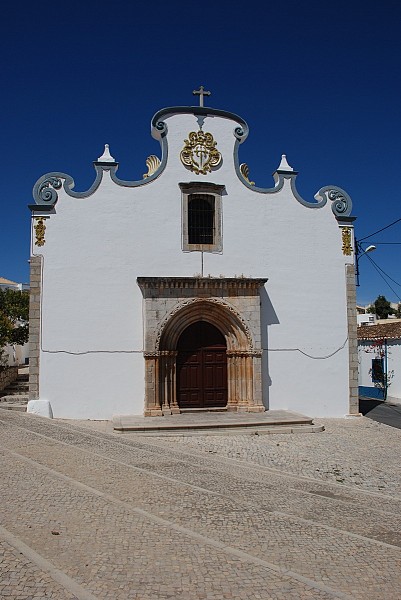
0;410;400;599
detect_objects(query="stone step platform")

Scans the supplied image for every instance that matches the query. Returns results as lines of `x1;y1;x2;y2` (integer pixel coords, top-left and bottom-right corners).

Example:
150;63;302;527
113;410;323;436
0;401;28;411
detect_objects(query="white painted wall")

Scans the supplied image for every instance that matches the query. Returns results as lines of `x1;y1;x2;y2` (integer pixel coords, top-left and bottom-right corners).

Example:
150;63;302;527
31;109;353;419
4;343;29;367
358;339;401;403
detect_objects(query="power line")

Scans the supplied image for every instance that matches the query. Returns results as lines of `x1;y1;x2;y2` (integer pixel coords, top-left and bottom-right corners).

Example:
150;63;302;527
365;255;401;287
364;254;401;302
358;217;401;242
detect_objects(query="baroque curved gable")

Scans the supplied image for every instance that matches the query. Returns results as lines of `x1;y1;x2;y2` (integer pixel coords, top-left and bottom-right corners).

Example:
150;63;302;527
30;105;352;220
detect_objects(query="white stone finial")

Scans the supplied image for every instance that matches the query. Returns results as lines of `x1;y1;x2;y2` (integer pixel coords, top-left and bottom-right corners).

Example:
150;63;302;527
97;144;115;163
277;154;294;172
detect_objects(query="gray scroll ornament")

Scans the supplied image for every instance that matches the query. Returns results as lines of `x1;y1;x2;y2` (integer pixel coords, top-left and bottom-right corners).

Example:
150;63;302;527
35;176;63;204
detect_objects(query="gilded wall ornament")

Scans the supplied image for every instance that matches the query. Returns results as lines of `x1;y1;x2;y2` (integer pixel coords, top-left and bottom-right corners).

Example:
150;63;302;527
341;227;353;256
240;163;255;185
180;131;222;175
34;218;46;247
143;155;161;178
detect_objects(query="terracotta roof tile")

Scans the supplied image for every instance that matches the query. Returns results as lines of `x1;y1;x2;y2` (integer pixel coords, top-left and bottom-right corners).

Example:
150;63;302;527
358;321;401;340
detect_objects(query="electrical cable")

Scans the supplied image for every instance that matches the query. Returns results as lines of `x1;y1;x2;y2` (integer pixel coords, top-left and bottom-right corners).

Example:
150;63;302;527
264;338;348;359
44;344;348;358
364;255;401;288
358;217;401;242
33;246;348;361
42;349;143;354
364;254;401;302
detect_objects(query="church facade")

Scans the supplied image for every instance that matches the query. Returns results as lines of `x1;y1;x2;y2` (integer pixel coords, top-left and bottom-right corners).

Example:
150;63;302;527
28;96;358;419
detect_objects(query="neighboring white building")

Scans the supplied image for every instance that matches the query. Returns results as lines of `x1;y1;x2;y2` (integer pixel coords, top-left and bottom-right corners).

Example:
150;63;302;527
0;277;29;366
358;321;401;404
28;98;357;420
357;302;399;326
357;313;376;327
0;276;29;292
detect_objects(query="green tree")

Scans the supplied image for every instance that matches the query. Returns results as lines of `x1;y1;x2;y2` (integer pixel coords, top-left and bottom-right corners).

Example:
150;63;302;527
367;295;394;319
0;289;29;367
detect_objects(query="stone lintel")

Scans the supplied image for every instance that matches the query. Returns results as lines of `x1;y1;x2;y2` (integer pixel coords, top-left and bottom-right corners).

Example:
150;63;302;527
178;182;225;193
137;277;268;295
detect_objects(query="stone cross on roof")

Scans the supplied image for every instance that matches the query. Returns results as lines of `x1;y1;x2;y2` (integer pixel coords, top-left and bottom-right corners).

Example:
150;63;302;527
193;85;211;107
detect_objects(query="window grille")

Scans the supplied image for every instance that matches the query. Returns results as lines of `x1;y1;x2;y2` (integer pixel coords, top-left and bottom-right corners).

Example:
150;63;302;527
180;182;224;252
188;194;215;244
371;358;384;383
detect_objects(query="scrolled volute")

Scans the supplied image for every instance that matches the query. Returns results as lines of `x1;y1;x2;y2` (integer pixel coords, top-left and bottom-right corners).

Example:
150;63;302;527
327;187;352;217
155;121;167;134
36;177;62;205
234;126;245;139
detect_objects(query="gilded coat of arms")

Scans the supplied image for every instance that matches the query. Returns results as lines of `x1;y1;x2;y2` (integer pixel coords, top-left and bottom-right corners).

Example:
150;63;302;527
180;130;222;175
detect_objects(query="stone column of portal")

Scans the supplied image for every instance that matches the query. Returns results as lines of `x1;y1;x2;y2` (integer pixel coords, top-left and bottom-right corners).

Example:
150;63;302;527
236;353;249;412
247;351;264;412
226;353;238;411
169;352;180;414
144;354;163;417
234;352;255;413
159;351;171;415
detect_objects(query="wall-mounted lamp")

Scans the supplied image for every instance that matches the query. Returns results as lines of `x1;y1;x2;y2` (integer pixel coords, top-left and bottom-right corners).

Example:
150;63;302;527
355;242;376;286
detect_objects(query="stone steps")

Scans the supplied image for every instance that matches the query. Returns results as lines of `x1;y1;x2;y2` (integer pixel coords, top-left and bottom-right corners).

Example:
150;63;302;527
0;377;29;397
0;369;29;410
1;385;29;395
0;403;27;412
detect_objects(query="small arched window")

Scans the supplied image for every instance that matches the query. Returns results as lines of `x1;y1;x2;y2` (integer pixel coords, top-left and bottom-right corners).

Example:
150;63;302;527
188;194;215;244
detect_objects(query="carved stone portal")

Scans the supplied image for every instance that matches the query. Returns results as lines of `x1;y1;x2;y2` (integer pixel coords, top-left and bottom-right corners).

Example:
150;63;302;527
137;277;267;416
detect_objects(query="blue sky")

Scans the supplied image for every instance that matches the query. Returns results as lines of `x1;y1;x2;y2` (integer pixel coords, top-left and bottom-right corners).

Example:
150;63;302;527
1;0;400;306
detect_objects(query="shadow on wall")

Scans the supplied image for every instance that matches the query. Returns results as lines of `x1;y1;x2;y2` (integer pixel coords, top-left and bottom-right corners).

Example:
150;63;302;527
260;287;280;410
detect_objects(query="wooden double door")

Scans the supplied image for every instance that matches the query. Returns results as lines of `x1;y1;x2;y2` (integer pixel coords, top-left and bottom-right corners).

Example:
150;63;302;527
177;321;228;409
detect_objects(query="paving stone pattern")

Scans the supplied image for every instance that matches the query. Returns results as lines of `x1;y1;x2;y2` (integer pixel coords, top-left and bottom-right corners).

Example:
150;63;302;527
0;410;400;599
0;538;79;600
